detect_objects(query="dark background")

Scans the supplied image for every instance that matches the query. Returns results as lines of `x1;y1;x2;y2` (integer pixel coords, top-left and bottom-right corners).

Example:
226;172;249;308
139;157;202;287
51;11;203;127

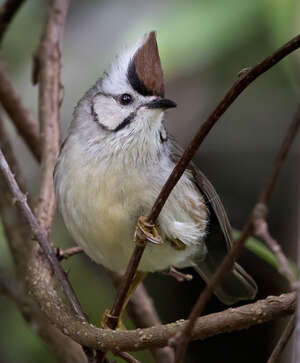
0;0;299;362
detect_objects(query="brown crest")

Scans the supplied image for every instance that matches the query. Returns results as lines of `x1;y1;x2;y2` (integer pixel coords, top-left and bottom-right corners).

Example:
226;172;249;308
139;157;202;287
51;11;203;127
127;31;165;97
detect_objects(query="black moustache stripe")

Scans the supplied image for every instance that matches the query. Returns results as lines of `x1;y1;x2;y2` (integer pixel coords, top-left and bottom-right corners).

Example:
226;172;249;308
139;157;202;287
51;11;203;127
114;112;135;132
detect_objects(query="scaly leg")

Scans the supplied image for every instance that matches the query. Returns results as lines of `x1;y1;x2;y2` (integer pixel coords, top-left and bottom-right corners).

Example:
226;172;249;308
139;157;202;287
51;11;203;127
101;271;147;329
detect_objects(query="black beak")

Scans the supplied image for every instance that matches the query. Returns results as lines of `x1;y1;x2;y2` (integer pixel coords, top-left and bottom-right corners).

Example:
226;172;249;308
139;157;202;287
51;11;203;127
146;98;177;110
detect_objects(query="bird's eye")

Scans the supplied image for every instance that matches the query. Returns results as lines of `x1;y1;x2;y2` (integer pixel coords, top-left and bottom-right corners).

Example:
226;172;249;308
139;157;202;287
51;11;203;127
119;93;133;105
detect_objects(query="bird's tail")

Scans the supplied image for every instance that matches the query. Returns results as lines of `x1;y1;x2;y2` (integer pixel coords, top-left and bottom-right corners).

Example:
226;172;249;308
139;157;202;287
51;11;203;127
192;257;257;306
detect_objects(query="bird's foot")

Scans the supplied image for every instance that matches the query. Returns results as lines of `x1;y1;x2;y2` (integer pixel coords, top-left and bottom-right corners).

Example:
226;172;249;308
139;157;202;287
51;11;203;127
100;309;125;330
135;216;163;245
164;266;193;282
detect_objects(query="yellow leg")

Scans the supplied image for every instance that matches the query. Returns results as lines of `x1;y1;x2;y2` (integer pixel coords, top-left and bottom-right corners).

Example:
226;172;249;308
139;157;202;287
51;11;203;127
101;271;147;329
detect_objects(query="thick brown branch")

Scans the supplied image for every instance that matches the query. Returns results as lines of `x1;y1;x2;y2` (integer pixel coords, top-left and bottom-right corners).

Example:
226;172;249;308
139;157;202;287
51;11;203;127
173;106;300;362
0;147;85;318
0;61;41;160
0;120;87;363
10;290;296;352
0;0;25;43
267;315;295;363
34;0;69;231
0;269;87;363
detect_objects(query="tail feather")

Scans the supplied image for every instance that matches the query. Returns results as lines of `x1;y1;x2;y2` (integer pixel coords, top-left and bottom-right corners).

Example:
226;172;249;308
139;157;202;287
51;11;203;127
193;259;257;305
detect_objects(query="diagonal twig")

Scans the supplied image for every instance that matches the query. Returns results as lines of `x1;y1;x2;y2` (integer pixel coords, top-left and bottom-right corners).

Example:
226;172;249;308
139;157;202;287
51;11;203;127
0;61;41;161
104;33;300;348
34;0;69;232
114;352;140;363
254;218;296;287
173;106;300;362
0;146;86;318
267;315;295;363
56;248;173;361
0;0;26;43
2;145;294;352
0;119;88;363
0;0;166;356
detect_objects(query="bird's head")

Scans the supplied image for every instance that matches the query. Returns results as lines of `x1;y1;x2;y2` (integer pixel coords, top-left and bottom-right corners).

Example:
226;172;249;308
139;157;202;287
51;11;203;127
74;32;176;142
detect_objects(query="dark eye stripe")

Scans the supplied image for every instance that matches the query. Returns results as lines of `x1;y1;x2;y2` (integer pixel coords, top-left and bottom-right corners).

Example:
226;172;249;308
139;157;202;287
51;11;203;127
114;112;135;132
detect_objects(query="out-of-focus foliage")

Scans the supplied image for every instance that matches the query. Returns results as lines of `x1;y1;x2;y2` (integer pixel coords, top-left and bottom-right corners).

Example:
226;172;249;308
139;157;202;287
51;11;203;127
0;1;299;362
234;230;299;279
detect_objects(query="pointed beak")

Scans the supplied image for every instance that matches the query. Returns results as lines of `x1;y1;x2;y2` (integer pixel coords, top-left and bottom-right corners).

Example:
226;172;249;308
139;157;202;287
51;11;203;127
146;98;177;110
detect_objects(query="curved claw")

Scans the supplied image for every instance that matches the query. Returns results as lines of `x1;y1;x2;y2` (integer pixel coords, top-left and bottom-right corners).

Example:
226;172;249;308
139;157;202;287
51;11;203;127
135;216;163;245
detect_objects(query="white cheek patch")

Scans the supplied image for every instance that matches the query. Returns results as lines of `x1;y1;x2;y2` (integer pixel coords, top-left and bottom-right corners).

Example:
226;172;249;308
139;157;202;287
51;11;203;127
92;94;132;131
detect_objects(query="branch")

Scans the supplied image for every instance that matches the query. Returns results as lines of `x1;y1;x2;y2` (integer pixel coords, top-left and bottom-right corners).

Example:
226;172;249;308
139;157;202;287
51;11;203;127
0;268;87;363
173;106;300;361
254;218;296;286
115;352;140;363
148;34;300;225
267;315;295;363
109;272;175;362
34;0;69;231
105;33;300;352
56;246;83;261
9;290;297;352
0;146;86;318
128;284;175;362
0;61;41;160
0;119;87;363
0;0;25;43
1;144;293;352
0;145;294;354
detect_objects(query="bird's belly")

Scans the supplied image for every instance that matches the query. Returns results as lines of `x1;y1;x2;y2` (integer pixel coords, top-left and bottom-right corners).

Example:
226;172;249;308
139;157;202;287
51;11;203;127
59;169;201;272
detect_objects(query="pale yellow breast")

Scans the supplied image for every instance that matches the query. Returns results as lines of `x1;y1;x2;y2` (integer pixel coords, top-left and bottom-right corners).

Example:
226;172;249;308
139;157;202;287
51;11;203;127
57;141;207;272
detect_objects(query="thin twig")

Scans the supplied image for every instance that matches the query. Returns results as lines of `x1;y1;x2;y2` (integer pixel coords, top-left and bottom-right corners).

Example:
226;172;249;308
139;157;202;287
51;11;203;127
34;0;69;231
0;0;25;43
148;34;300;225
114;352;141;363
258;106;300;205
254;218;296;286
0;147;86;318
105;34;300;353
267;315;295;363
0;61;41;161
173;106;300;362
56;246;83;261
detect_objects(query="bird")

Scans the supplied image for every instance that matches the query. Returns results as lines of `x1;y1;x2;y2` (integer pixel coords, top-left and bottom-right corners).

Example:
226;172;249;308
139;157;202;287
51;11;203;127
54;31;257;317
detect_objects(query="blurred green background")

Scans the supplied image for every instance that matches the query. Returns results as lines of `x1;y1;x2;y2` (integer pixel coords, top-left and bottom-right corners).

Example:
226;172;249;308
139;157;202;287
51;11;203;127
0;0;299;362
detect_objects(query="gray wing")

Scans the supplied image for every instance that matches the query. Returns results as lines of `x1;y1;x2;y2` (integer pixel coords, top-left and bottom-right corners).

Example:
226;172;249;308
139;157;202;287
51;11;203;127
168;137;257;305
168;137;232;249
